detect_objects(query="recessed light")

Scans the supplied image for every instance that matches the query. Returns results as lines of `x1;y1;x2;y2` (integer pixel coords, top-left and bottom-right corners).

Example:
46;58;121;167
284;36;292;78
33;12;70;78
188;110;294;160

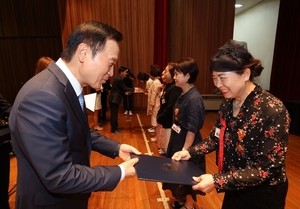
235;4;244;8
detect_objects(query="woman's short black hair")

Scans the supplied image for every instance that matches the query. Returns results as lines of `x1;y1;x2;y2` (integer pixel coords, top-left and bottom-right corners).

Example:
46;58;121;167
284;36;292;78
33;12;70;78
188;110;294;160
175;58;198;83
149;64;161;77
137;72;149;81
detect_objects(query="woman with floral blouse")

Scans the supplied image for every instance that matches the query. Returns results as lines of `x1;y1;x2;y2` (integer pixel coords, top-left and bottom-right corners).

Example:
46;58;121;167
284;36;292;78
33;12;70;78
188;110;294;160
147;65;162;141
172;40;290;209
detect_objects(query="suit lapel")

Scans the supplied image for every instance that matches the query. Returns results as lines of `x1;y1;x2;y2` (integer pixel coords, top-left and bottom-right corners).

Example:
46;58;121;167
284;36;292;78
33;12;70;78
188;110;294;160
48;63;92;154
64;83;89;129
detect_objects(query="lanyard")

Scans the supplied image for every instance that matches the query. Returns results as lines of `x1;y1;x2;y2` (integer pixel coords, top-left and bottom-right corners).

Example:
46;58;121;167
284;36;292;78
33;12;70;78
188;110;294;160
218;117;226;172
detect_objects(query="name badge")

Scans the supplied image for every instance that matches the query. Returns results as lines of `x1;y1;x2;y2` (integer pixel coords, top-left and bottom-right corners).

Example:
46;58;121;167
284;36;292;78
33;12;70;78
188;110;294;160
215;127;220;138
172;124;181;134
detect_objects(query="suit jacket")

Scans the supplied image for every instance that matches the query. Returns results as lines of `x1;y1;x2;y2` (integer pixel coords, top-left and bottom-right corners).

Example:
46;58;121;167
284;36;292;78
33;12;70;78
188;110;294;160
9;62;122;209
109;75;133;105
123;72;135;88
101;79;111;96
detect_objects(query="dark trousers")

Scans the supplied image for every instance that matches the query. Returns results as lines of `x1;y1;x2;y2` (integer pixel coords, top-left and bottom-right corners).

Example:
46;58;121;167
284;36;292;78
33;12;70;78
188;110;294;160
110;102;119;132
123;94;133;111
99;93;108;121
222;180;288;209
0;143;12;209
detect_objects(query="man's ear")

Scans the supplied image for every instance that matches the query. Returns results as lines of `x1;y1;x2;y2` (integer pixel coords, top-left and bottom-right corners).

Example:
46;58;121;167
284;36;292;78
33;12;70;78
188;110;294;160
77;43;88;63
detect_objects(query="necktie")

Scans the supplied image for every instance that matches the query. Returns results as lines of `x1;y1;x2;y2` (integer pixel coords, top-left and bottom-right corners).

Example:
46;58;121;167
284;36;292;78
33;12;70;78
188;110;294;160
78;92;84;111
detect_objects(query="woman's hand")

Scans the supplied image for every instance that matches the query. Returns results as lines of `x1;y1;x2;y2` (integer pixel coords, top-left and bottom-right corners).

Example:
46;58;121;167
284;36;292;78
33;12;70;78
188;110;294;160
171;149;191;161
192;174;215;193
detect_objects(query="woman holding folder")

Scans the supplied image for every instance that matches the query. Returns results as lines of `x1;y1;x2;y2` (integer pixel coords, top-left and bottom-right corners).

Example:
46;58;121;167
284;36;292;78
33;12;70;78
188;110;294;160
163;58;206;209
172;40;290;209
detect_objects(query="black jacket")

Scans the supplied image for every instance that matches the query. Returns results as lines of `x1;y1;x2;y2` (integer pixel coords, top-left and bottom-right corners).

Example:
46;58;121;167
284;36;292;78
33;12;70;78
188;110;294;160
109;75;134;105
157;83;181;128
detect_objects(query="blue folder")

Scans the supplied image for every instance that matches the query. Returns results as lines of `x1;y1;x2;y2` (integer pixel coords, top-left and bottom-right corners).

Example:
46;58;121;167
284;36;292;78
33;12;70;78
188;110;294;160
131;154;204;185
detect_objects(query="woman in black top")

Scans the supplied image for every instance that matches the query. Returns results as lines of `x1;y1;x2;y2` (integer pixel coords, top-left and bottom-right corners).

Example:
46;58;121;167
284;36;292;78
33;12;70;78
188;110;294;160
157;63;181;154
163;58;206;209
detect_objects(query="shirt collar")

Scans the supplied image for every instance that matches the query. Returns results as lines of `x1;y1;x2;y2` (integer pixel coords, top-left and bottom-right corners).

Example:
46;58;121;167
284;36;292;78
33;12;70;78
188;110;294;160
56;58;82;97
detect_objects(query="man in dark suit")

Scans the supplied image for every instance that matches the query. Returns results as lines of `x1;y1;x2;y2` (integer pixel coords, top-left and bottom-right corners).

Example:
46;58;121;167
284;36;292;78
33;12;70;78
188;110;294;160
9;21;140;209
109;67;134;133
99;79;111;122
90;79;111;124
123;69;136;116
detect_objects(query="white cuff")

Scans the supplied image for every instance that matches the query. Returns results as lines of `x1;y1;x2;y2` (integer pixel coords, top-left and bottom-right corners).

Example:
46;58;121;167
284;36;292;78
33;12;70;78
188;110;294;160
118;164;125;181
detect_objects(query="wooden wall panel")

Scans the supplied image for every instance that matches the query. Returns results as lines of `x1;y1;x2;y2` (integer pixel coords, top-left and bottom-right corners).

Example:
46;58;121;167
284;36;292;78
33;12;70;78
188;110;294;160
0;37;62;103
1;0;235;106
169;0;235;94
0;0;61;37
57;0;155;109
0;0;62;103
57;0;235;108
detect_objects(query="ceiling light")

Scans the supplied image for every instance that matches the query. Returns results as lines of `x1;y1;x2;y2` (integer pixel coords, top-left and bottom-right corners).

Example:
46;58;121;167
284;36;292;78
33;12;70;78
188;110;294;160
235;4;244;8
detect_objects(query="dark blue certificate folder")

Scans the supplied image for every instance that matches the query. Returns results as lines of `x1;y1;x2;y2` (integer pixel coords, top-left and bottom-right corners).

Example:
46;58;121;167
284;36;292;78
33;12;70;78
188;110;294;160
131;154;204;185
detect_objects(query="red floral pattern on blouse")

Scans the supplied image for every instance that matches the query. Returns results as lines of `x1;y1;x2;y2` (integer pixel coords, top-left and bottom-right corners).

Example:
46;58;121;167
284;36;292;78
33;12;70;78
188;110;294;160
188;85;290;192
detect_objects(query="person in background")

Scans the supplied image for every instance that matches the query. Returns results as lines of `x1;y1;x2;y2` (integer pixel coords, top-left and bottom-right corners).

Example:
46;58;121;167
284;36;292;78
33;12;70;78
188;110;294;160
93;87;103;131
34;56;53;75
9;21;141;209
123;68;135;116
145;73;155;132
154;82;164;152
0;93;12;209
162;58;206;209
172;40;290;209
99;79;111;123
137;72;153;94
137;72;155;131
109;66;142;134
147;64;162;140
137;72;151;95
156;63;182;155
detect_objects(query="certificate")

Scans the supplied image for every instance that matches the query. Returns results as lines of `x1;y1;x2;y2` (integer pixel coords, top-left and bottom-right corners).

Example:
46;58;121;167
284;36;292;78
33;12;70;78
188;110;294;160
131;154;204;185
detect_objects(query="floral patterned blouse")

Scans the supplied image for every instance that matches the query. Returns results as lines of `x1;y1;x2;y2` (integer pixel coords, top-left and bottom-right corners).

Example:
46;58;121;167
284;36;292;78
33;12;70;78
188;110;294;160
147;77;161;116
188;85;291;192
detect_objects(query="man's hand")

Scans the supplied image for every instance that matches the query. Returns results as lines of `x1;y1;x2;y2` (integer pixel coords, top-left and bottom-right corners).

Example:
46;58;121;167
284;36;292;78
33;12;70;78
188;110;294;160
118;144;141;161
192;174;215;193
171;149;191;161
120;158;139;178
